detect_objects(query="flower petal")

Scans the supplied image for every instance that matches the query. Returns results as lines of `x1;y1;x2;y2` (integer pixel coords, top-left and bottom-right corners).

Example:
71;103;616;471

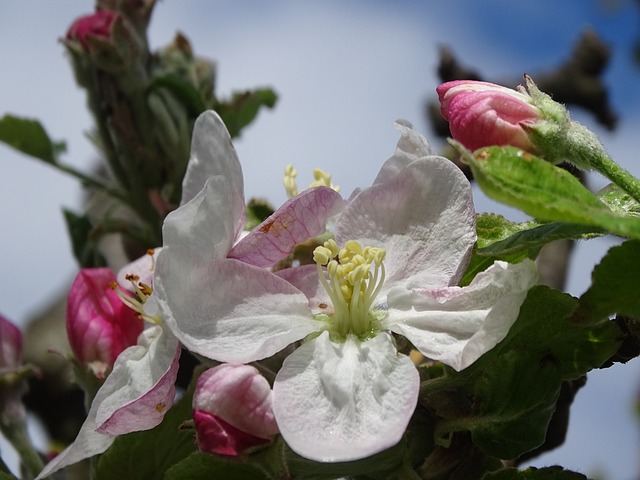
387;259;537;371
273;331;419;462
229;186;345;268
372;119;434;185
155;251;320;363
336;157;476;289
94;325;181;434
181;110;245;237
163;176;236;259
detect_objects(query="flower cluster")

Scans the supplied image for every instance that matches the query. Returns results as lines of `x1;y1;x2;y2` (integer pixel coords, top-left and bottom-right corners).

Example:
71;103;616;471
37;110;537;478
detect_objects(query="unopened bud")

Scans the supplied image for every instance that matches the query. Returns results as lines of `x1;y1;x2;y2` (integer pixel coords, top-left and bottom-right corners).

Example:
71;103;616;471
67;268;144;379
192;365;279;456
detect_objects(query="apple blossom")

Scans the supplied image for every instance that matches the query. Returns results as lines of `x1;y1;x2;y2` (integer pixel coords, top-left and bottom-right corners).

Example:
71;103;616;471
66;268;144;379
154;119;537;462
192;364;278;456
437;79;541;152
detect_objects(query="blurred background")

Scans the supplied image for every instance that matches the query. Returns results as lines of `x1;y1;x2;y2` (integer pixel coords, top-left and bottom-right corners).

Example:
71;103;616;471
1;1;639;477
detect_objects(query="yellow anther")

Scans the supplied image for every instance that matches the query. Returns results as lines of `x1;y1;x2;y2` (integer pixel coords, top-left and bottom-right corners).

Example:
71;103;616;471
323;239;339;258
283;165;340;198
284;164;299;198
313;246;333;265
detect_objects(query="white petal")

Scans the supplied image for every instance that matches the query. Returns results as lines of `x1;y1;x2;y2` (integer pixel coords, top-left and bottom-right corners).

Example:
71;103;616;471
387;259;537;371
273;331;419;462
162;177;236;259
155;250;320;363
372;119;434;185
181;111;245;236
336;157;476;290
95;325;181;434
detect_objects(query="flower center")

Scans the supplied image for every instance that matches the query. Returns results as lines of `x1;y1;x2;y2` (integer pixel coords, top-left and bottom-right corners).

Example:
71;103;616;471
313;239;386;338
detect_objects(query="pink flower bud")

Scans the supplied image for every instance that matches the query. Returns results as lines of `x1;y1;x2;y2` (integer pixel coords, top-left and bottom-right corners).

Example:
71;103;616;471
67;268;144;379
0;314;22;371
437;80;542;152
66;10;117;50
192;364;279;456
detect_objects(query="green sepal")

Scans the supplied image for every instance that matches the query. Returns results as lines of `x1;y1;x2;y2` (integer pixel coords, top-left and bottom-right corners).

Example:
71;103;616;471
148;74;208;118
575;240;640;324
456;143;640;240
0;114;59;164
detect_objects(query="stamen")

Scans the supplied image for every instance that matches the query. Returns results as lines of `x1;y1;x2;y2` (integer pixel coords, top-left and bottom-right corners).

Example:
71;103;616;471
283;164;299;198
313;239;386;338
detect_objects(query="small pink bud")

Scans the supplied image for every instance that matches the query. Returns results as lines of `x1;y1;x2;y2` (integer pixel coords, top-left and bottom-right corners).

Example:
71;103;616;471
437;80;542;152
193;364;279;456
0;314;22;371
66;10;117;50
67;268;144;379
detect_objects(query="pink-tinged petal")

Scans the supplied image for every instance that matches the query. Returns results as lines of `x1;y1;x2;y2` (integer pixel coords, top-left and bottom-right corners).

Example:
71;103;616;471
372;119;434;185
193;410;271;456
228;187;345;268
155;251;320;363
94;325;181;434
387;259;537;371
116;248;161;292
0;314;22;370
336;157;476;290
275;265;332;315
163;177;236;259
181;111;245;237
67;268;143;377
193;365;278;440
273;331;419;462
66;10;117;50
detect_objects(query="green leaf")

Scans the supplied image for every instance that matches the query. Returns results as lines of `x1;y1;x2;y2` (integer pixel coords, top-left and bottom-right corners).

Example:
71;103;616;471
164;452;272;480
439;350;562;460
462;215;602;286
495;286;620;380
598;183;640;215
148;74;208;118
94;389;197;480
482;466;588;479
457;144;640;239
0;114;58;164
575;240;640;323
63;209;107;268
216;89;278;138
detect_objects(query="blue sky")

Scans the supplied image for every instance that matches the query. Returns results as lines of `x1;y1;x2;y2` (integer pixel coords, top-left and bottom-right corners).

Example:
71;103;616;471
0;1;639;477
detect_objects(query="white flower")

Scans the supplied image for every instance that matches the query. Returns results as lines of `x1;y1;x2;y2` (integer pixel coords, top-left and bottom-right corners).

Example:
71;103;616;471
154;119;537;462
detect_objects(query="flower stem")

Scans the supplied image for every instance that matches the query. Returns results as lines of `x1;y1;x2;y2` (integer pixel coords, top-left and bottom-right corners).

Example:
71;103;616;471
0;412;44;480
589;151;640;205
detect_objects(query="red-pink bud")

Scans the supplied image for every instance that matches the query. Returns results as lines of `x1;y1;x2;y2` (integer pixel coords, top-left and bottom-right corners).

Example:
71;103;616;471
193;364;279;456
66;10;117;50
0;314;23;371
67;268;144;379
437;80;542;152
